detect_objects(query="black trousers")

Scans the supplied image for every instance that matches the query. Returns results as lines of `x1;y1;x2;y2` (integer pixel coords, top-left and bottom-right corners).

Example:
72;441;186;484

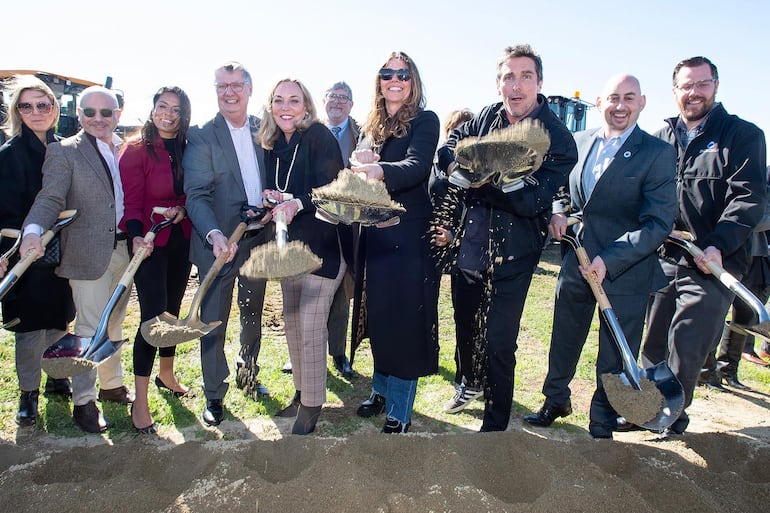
133;225;191;376
542;250;647;431
452;254;538;432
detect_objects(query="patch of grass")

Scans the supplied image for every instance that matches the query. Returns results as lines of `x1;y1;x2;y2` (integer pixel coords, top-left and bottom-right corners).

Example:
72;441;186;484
2;244;768;440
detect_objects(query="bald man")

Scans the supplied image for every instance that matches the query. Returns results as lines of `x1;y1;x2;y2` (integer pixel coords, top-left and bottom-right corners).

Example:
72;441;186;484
524;74;677;439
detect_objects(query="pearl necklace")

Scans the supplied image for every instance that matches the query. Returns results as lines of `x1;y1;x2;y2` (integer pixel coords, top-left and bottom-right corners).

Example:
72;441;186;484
275;143;299;193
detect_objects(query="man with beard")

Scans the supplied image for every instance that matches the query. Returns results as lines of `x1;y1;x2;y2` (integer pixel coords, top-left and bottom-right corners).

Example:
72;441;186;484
641;56;767;435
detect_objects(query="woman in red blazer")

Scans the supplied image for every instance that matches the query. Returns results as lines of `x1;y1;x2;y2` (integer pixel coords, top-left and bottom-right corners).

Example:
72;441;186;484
119;86;193;434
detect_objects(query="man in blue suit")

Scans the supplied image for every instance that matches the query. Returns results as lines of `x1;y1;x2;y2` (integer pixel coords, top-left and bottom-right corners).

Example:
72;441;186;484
524;74;677;439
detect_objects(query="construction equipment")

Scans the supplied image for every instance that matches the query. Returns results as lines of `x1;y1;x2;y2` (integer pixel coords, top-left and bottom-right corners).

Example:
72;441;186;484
547;92;592;133
0;70;124;143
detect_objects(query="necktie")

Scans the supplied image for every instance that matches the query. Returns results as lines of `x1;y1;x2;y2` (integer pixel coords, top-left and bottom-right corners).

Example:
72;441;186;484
331;126;342;140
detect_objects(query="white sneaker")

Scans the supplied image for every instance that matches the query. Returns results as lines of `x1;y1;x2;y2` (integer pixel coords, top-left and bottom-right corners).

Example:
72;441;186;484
443;383;484;413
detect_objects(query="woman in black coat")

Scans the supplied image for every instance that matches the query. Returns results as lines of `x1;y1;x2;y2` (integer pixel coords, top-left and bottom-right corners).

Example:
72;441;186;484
0;75;75;426
258;78;345;435
351;52;440;433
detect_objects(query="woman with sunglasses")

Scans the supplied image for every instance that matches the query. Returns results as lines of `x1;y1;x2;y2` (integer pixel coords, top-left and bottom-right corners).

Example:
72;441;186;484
258;78;345;435
118;86;193;434
0;75;76;427
351;51;440;433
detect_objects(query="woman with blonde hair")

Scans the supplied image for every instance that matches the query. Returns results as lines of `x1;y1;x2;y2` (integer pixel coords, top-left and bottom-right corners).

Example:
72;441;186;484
258;78;345;435
0;75;75;426
351;51;440;433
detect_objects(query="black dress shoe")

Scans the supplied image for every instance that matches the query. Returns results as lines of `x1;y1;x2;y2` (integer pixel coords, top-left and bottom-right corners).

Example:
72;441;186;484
719;373;750;391
73;400;110;433
523;401;572;427
16;390;39;427
356;392;386;418
332;355;354;378
615;417;645;432
698;377;727;392
44;377;72;398
382;417;410;434
202;399;224;426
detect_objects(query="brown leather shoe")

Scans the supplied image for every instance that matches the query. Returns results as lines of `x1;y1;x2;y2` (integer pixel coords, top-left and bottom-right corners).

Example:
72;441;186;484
98;386;135;405
73;400;110;433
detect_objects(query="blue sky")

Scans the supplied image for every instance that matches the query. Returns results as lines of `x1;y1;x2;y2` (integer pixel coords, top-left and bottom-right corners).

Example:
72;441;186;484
5;0;768;154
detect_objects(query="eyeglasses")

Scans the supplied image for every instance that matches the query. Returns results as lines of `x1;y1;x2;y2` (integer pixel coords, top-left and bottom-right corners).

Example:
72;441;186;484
17;102;54;115
215;82;247;94
379;68;412;82
326;93;351;104
675;78;716;92
81;107;118;118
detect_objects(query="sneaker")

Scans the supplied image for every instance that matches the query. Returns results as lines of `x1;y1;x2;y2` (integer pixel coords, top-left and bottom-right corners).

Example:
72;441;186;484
443;383;484;413
382;416;410;434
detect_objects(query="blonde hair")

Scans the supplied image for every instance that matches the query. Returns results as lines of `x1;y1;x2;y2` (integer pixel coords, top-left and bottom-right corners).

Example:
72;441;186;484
361;51;426;147
258;78;318;150
443;109;474;138
1;75;60;138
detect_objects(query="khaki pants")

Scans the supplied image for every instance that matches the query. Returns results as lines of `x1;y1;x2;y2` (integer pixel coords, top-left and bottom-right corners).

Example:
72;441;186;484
69;242;130;406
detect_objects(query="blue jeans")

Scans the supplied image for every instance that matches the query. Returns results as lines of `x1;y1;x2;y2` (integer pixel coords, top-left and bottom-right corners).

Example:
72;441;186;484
372;371;418;424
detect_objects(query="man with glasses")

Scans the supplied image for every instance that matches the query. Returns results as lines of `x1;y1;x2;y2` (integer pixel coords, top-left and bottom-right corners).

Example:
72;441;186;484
184;61;270;426
641;56;767;435
433;44;577;431
323;81;358;378
21;86;134;433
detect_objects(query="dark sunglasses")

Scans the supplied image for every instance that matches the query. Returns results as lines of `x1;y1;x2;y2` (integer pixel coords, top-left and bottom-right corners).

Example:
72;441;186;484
379;68;412;82
17;102;54;115
82;107;118;118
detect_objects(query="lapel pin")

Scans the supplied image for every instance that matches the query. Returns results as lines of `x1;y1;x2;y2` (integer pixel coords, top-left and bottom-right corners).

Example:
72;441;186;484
623;151;631;158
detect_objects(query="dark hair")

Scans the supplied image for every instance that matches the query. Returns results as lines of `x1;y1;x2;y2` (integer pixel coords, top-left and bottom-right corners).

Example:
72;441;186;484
672;56;719;86
362;51;426;146
139;86;192;183
497;44;543;82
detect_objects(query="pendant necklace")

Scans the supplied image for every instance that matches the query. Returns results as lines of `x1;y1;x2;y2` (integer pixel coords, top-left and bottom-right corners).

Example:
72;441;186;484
275;143;299;193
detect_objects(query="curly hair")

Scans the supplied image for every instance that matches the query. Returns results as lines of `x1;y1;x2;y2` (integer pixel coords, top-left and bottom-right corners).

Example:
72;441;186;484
258;78;318;150
361;51;426;147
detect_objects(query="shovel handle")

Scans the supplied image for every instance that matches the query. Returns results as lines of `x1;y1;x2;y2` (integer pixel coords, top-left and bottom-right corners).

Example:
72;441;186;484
574;247;612;312
274;211;288;250
1;228;20;238
187;222;250;319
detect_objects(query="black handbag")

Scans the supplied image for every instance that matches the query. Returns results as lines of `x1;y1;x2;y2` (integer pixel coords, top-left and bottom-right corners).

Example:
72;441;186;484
31;232;62;268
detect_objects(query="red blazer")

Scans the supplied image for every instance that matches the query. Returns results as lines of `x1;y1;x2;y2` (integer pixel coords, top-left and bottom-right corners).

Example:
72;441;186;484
118;138;192;247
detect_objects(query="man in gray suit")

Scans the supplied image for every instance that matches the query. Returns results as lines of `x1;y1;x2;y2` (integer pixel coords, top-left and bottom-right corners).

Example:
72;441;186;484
323;81;359;377
184;61;270;426
524;74;676;439
21;86;136;433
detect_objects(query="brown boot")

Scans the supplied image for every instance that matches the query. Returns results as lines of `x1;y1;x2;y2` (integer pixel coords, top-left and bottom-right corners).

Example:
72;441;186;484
73;400;110;433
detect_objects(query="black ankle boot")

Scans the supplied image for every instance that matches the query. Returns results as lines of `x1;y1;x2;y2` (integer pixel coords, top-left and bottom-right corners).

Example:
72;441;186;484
276;391;301;418
292;404;321;435
16;390;39;427
45;377;72;398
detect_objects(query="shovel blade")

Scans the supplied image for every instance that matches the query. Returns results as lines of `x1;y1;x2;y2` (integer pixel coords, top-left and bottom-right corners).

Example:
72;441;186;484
140;313;221;348
640;362;685;432
41;333;96;378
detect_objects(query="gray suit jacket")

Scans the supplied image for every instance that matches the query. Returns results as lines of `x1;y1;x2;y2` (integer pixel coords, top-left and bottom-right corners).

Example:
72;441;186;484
23;131;121;280
569;125;677;295
326;117;360;167
183;113;266;270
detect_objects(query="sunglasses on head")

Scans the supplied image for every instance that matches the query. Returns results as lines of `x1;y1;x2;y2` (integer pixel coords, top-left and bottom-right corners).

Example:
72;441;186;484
17;102;54;115
379;68;412;82
82;107;117;118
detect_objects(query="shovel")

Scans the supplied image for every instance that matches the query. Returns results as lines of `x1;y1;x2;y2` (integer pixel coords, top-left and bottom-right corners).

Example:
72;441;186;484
239;209;322;281
0;210;78;302
560;231;685;432
0;228;22;329
667;230;770;342
140;220;251;348
41;208;174;378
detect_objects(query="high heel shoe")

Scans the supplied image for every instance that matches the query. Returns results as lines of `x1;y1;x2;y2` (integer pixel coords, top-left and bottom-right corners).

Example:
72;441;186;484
130;404;157;435
155;376;193;397
276;391;301;418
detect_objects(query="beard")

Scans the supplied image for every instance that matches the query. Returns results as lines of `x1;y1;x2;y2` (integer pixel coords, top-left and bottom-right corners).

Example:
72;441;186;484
680;95;715;124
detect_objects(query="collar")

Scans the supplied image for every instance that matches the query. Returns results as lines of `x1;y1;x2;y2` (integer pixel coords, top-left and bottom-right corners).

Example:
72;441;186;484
598;124;636;146
84;131;123;151
327;117;350;132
